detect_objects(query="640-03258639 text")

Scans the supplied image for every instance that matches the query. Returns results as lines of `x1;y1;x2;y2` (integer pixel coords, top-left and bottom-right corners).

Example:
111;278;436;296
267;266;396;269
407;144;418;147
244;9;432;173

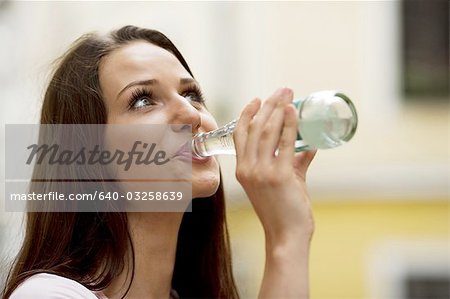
9;191;184;201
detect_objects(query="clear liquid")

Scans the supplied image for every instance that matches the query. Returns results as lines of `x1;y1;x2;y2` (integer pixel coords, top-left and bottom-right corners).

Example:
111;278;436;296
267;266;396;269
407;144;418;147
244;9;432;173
192;120;237;157
200;133;236;156
298;117;354;149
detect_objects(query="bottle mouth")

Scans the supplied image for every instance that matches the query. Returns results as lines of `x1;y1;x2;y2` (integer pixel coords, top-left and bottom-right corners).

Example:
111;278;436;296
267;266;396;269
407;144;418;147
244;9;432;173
191;136;208;159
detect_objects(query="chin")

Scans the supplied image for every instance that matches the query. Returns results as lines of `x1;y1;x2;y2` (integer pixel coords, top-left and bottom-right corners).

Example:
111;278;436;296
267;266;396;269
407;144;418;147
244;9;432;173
192;171;220;198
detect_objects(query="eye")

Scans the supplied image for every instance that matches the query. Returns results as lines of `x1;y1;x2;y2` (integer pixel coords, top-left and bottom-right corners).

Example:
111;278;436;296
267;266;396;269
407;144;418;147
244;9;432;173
182;85;205;105
132;98;151;109
128;88;154;111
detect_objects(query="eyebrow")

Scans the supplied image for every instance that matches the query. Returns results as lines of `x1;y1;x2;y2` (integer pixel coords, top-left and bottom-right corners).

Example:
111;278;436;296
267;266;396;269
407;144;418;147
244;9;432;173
116;78;198;100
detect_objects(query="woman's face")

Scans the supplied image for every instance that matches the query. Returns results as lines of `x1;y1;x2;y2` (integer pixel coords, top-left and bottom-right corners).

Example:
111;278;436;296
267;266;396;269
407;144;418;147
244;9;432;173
99;40;220;198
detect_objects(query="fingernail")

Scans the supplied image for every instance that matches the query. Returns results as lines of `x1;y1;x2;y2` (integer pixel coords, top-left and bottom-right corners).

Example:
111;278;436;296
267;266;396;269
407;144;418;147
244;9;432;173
281;87;292;97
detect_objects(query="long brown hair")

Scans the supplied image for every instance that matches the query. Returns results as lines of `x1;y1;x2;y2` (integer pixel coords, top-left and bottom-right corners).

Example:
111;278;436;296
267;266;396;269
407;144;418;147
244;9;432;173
2;25;239;299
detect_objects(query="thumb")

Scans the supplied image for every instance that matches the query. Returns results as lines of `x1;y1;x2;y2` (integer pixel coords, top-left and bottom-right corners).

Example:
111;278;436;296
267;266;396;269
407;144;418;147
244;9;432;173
293;149;317;179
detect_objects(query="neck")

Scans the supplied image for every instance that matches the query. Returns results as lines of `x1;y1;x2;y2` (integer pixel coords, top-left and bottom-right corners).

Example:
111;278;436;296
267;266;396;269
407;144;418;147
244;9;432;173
104;212;184;299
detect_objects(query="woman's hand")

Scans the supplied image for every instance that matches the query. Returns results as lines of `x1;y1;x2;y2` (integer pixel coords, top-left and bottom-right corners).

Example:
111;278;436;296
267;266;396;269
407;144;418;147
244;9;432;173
233;87;316;243
233;88;316;298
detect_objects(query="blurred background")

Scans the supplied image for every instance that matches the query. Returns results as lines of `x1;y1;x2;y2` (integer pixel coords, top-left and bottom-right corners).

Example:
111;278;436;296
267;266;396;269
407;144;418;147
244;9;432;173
0;1;448;298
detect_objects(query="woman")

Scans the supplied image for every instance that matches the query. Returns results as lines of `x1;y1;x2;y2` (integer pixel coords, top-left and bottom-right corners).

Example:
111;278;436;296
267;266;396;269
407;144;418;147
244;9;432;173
2;25;316;299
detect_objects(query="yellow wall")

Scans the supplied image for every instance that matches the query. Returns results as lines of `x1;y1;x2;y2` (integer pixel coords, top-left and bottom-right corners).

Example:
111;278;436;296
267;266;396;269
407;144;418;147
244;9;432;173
227;200;449;299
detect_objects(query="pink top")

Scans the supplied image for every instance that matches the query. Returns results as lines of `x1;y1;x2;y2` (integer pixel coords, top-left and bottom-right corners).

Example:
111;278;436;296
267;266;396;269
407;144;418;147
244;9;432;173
9;273;108;299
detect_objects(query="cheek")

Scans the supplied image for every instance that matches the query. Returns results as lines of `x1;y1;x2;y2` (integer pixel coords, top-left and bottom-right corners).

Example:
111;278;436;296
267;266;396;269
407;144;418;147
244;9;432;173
108;110;170;125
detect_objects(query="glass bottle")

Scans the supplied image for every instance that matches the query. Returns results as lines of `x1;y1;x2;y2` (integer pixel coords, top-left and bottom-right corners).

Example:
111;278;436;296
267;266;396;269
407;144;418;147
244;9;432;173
192;90;358;158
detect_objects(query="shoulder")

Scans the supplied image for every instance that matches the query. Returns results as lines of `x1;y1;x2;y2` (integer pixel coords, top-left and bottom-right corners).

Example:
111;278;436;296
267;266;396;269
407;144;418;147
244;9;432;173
9;273;102;299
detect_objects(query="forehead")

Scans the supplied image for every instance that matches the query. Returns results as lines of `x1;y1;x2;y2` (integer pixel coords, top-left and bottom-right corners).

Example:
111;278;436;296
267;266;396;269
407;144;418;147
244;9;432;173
99;41;191;95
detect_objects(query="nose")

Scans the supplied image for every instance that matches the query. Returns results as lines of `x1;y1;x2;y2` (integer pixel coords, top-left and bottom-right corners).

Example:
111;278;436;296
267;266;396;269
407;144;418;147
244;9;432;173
169;96;202;134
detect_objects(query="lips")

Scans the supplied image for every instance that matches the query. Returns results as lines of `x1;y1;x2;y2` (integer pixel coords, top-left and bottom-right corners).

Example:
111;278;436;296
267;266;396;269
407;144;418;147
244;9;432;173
171;140;211;163
192;155;211;163
172;140;192;159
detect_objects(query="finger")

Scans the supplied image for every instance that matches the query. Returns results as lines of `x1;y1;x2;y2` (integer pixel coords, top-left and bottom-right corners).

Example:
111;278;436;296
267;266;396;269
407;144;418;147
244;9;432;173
245;88;292;161
258;90;294;158
233;98;261;163
293;149;317;180
277;104;299;164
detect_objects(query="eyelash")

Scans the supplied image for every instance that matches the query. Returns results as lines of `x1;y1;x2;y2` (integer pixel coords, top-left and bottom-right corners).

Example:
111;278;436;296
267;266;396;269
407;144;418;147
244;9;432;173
128;88;153;111
127;85;206;111
183;84;205;105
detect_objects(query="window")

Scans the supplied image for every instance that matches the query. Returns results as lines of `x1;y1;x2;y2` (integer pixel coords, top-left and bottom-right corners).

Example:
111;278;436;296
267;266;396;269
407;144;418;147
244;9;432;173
402;0;449;100
405;275;450;299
